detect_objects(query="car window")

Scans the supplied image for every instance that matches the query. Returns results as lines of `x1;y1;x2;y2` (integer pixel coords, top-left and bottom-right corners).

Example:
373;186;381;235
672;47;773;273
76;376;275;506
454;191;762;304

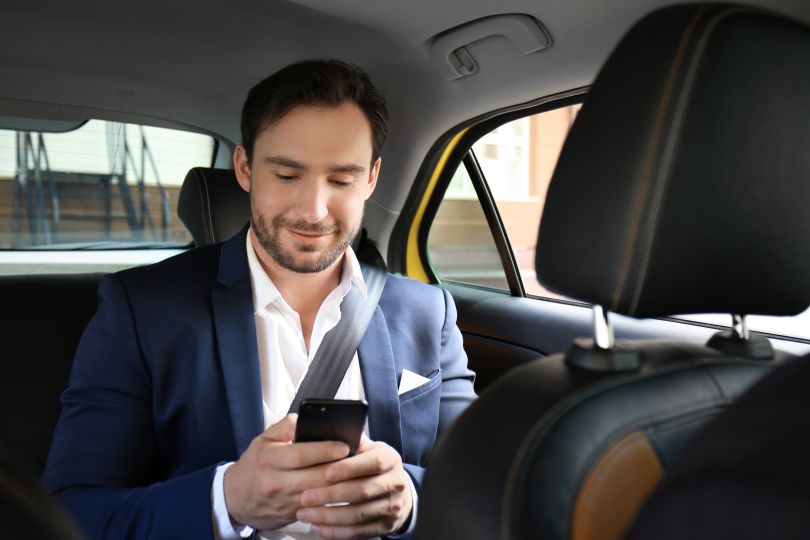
676;311;810;342
0;119;216;274
427;162;509;290
426;102;810;341
427;104;578;297
472;106;578;298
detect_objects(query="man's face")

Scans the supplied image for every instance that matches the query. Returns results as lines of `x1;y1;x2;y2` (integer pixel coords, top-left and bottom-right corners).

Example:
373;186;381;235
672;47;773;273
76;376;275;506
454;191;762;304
234;102;380;274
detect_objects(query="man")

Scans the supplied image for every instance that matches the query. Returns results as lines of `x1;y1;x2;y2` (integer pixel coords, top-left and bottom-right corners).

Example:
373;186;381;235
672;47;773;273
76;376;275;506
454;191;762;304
44;60;476;540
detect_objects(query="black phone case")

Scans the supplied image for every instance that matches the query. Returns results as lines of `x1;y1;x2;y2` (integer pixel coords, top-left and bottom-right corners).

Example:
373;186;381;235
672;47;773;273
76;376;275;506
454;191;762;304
294;399;368;456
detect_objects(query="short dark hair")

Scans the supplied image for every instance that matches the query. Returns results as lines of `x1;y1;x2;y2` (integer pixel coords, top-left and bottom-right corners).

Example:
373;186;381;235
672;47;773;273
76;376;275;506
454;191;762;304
240;59;388;163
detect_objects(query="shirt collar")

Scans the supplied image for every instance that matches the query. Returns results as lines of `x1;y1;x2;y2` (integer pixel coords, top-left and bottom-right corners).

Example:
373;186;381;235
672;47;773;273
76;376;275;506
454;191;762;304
245;229;367;312
342;243;369;300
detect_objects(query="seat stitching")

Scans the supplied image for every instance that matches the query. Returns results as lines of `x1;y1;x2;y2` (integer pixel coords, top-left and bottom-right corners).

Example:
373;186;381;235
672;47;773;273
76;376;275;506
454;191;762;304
611;6;710;313
200;170;215;245
565;397;725;537
191;172;207;245
629;6;749;313
502;393;723;539
572;431;659;540
499;361;734;539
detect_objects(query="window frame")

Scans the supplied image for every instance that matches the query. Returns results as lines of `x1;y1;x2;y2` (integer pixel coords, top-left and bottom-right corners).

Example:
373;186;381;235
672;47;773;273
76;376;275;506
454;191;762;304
425;150;523;295
403;88;587;296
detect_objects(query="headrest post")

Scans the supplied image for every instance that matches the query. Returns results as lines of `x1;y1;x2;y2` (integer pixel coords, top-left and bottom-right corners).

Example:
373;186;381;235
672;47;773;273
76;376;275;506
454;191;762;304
707;313;773;360
732;314;749;340
593;305;614;350
565;306;638;371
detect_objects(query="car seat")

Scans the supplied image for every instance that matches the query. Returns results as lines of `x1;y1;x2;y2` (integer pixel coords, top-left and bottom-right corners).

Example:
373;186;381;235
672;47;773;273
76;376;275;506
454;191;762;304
416;4;810;540
0;447;84;540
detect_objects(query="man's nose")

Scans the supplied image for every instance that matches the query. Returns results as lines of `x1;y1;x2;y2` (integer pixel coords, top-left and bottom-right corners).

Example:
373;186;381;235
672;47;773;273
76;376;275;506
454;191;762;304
295;179;329;224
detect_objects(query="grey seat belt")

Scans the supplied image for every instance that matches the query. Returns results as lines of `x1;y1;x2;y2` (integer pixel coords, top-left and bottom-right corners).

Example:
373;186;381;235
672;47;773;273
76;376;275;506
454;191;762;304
288;263;387;413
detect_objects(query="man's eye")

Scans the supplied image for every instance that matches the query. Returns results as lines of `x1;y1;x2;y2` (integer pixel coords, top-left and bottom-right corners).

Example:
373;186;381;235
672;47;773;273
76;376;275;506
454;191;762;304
330;179;352;187
275;174;297;181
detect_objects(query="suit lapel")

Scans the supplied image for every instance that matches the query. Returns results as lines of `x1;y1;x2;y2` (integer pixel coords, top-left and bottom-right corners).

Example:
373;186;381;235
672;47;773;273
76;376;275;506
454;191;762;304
358;307;403;454
211;227;264;454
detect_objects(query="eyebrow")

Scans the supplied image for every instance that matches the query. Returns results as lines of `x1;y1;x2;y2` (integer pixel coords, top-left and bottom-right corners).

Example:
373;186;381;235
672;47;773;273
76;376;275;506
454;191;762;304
265;156;305;169
328;164;367;174
264;156;366;175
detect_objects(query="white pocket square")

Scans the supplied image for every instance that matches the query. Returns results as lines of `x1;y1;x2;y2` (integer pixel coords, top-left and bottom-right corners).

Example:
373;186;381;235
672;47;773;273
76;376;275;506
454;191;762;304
398;369;430;395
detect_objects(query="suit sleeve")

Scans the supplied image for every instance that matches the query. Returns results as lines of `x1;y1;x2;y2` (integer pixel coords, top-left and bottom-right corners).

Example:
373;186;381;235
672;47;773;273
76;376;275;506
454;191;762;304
43;274;216;540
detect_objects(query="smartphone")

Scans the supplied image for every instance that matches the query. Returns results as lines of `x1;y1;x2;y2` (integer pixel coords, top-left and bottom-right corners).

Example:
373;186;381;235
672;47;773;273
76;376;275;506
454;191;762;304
294;399;368;456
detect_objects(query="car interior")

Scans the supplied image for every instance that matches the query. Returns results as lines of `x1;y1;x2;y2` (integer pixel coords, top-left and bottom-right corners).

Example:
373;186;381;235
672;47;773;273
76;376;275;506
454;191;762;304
1;0;810;538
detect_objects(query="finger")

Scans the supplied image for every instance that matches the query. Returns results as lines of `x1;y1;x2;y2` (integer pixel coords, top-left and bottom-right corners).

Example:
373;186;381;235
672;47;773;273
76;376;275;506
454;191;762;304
324;442;396;482
297;495;406;527
254;465;333;503
266;440;350;470
260;413;298;442
300;469;406;507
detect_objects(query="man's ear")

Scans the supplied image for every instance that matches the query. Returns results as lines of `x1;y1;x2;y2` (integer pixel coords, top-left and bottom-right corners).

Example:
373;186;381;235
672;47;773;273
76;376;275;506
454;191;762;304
365;157;381;200
233;145;252;193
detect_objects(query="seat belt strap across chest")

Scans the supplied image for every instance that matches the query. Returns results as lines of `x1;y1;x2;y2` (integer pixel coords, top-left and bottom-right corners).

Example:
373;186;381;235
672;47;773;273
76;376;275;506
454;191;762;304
288;263;388;413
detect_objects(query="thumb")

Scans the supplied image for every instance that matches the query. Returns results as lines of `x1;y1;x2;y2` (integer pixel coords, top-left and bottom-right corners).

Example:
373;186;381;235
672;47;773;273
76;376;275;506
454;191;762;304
356;432;373;453
261;413;298;442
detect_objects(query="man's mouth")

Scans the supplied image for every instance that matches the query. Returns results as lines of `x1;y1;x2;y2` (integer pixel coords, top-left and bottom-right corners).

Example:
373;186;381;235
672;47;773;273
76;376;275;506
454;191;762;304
284;225;335;241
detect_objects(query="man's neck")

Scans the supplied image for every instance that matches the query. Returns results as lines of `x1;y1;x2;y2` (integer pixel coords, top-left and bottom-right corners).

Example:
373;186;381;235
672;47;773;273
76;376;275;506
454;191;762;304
249;231;343;349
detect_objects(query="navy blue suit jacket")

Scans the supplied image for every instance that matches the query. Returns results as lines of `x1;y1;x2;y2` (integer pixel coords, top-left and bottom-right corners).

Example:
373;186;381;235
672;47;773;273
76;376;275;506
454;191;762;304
44;228;476;539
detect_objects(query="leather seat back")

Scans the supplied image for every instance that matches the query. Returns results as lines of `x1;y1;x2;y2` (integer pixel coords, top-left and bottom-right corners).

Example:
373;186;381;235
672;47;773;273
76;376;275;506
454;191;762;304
419;346;775;539
178;167;251;247
0;273;102;476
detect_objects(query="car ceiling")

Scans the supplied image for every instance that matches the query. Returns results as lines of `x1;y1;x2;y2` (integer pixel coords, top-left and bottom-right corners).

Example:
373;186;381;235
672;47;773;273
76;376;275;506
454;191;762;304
2;0;809;249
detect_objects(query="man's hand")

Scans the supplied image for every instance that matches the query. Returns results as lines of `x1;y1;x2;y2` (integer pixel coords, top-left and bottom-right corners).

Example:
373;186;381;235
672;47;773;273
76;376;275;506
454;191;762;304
223;414;351;531
294;435;413;539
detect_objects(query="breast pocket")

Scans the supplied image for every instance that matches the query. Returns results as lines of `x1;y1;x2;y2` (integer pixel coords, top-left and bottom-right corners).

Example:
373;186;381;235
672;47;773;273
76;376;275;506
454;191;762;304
399;369;441;466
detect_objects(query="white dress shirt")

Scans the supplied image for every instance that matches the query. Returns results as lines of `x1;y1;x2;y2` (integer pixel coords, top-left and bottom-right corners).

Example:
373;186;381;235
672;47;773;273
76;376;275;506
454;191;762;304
211;232;416;539
249;235;368;430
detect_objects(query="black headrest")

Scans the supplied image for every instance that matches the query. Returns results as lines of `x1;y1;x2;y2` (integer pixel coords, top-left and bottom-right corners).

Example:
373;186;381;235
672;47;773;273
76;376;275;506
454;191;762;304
536;4;810;318
178;167;250;247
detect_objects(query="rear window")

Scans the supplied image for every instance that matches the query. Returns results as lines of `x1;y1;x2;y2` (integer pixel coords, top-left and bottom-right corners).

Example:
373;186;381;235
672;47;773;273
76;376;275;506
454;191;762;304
0;119;216;274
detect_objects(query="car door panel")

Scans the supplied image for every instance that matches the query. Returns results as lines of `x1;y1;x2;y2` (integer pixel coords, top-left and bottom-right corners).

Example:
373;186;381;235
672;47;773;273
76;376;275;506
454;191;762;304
445;282;810;392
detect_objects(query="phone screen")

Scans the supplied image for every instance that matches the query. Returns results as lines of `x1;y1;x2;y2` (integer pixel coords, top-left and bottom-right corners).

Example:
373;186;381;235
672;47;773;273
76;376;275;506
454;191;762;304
294;399;368;456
